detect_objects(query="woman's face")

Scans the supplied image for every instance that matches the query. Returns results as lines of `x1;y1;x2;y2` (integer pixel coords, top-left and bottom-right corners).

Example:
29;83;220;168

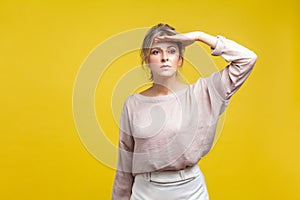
147;41;182;79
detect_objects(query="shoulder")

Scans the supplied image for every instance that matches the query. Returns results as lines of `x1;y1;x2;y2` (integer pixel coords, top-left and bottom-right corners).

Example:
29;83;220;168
123;94;136;106
191;76;208;91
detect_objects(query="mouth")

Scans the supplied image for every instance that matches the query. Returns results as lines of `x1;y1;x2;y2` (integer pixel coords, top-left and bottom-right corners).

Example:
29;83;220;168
160;65;171;68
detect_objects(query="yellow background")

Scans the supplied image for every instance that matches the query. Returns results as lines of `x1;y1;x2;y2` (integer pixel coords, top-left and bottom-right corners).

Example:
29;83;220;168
1;0;299;199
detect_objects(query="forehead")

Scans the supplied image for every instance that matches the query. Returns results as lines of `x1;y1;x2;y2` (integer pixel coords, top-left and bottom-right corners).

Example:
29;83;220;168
151;41;179;49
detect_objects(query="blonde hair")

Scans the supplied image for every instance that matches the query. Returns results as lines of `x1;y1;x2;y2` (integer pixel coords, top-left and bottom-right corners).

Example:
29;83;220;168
140;23;184;80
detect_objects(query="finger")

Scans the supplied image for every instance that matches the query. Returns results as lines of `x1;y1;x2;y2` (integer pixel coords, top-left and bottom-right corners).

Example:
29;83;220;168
154;35;178;42
155;35;169;41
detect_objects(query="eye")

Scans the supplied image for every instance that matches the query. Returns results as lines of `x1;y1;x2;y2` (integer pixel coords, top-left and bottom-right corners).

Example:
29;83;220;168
168;48;177;54
151;50;159;55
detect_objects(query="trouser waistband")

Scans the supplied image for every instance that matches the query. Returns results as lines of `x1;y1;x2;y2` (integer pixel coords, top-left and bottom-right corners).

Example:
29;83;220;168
140;165;200;184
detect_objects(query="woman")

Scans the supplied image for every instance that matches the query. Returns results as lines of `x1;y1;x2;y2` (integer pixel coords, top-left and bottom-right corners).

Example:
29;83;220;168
112;23;257;200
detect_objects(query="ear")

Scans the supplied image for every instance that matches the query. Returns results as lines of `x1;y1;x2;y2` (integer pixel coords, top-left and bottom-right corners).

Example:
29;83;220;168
178;56;183;67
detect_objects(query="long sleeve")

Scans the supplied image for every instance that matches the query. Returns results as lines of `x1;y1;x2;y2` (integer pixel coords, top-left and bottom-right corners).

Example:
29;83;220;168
208;35;257;104
112;99;134;200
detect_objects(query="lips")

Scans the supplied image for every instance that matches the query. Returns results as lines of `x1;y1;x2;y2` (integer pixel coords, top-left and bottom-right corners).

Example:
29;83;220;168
160;65;171;68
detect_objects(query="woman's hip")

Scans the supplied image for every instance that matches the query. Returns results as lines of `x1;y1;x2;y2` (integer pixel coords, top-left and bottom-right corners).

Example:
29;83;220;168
130;164;209;200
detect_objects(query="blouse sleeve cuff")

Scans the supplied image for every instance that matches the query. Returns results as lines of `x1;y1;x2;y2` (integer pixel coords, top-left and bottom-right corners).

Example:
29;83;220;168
211;35;225;56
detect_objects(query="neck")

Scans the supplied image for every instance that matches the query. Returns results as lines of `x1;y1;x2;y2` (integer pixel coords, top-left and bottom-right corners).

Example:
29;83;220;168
152;76;182;95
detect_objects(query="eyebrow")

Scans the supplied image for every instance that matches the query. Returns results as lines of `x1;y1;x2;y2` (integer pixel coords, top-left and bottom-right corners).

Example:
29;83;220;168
150;46;177;50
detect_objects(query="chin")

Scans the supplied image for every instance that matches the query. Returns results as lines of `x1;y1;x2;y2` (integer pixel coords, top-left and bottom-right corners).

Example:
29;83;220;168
158;72;177;78
159;68;177;76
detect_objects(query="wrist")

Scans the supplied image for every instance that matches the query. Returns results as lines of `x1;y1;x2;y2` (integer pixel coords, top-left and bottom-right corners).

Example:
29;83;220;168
196;31;217;49
194;31;204;42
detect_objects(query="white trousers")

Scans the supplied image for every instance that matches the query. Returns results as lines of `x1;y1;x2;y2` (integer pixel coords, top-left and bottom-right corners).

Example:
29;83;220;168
130;165;209;200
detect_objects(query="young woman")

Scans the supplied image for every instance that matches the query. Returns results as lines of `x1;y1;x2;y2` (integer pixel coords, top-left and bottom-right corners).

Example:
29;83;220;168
112;23;257;200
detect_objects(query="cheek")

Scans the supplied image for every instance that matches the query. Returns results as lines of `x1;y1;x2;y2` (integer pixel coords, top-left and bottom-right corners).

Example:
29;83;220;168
170;55;181;64
148;55;159;63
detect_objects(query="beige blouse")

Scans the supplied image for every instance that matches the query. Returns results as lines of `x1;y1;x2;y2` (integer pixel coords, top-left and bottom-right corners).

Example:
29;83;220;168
112;36;257;200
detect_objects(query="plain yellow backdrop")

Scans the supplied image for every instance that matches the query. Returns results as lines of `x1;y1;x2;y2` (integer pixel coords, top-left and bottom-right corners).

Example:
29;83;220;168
1;0;299;199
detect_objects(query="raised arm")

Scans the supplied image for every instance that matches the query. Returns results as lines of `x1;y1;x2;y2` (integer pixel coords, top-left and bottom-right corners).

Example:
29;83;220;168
208;35;257;100
155;32;257;101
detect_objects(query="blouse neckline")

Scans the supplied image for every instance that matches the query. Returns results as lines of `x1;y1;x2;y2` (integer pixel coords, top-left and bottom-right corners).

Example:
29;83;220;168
133;86;190;102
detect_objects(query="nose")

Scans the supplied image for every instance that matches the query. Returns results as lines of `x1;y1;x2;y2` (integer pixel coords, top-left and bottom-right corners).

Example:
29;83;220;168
161;51;169;62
